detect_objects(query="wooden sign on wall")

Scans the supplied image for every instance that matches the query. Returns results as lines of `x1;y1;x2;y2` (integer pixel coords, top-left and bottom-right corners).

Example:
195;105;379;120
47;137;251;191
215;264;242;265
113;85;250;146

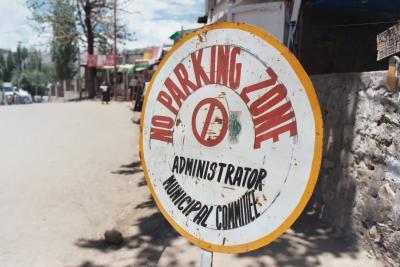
377;23;400;61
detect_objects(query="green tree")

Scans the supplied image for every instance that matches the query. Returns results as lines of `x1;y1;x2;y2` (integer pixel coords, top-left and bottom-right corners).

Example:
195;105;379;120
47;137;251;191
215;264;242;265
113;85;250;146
26;49;42;71
28;0;134;99
75;0;133;98
12;49;53;96
0;54;5;81
14;43;29;72
26;49;43;96
3;51;15;82
12;44;30;87
51;0;78;82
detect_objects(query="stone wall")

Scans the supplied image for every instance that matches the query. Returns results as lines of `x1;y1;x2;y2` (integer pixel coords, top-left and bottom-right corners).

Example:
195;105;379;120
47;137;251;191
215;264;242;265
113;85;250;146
310;71;400;266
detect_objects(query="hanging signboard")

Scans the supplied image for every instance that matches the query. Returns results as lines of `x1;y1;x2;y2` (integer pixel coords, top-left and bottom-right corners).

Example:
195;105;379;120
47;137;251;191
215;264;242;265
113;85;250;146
87;54;98;67
140;22;323;253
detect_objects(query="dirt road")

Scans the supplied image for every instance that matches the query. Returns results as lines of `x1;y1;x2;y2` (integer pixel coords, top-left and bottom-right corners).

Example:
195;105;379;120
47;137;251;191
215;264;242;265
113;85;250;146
0;102;383;267
0;102;142;266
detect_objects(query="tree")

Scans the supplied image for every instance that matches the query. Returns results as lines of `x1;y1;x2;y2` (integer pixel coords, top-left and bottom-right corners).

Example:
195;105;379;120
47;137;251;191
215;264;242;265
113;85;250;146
3;51;15;82
12;49;53;96
27;49;44;96
11;44;30;88
0;54;5;81
28;0;133;99
75;0;133;98
51;0;78;82
14;43;29;72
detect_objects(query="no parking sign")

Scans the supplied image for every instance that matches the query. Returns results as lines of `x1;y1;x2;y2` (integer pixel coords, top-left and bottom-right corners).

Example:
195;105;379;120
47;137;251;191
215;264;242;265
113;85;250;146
140;23;323;253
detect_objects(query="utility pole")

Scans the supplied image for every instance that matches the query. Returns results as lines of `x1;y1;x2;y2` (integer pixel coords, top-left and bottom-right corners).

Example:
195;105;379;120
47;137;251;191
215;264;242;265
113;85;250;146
113;0;117;101
77;38;82;100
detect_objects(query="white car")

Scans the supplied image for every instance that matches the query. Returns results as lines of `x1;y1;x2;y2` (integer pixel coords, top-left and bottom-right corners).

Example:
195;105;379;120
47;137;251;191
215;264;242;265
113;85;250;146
2;83;16;104
17;89;33;104
2;83;33;104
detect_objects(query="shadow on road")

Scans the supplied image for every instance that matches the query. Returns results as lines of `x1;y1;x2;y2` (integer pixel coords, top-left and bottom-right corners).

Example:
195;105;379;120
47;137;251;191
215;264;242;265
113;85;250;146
75;194;175;267
75;210;177;267
134;198;156;210
137;176;147;187
75;194;360;267
77;261;107;267
111;161;142;176
235;208;359;267
111;161;148;188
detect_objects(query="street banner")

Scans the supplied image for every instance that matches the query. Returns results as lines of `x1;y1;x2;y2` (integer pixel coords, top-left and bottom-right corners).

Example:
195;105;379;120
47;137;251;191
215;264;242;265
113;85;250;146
143;47;160;61
104;54;115;66
140;22;323;253
87;54;98;67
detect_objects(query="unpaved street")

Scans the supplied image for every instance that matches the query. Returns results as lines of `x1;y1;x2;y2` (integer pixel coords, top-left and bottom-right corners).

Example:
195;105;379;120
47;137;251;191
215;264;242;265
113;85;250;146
0;102;142;266
0;102;383;267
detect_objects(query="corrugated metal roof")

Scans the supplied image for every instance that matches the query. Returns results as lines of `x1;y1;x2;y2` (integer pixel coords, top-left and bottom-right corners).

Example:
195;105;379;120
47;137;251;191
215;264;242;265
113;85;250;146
169;29;198;41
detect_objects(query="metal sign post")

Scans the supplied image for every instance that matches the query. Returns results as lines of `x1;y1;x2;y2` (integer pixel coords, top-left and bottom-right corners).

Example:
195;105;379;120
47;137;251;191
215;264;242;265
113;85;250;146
200;249;213;267
140;22;323;257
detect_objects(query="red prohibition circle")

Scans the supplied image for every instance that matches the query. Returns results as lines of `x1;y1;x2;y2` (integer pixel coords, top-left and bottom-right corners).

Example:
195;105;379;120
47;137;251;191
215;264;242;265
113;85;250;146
191;98;228;147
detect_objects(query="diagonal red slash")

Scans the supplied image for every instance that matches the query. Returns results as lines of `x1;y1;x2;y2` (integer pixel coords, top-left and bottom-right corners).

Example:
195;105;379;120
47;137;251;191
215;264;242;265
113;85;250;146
192;98;228;147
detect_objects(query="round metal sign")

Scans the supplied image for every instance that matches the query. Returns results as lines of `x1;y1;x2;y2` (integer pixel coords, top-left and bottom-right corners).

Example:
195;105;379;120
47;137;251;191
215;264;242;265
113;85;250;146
140;23;323;253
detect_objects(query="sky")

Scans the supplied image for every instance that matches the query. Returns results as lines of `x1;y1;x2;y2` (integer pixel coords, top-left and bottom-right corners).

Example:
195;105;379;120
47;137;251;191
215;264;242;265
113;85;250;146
0;0;204;51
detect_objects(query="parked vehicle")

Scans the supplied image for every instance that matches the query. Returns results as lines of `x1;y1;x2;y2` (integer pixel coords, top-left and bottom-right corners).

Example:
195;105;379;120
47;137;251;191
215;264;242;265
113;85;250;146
3;85;16;104
1;83;33;105
3;83;14;104
17;89;33;104
34;95;43;103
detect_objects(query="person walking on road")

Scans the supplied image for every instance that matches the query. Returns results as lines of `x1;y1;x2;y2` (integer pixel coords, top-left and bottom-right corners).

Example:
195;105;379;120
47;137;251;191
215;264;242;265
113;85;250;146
100;81;110;104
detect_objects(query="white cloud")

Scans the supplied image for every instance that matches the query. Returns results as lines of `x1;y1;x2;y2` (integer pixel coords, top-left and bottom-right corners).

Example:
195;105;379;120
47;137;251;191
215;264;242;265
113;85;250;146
121;0;204;49
0;0;50;51
0;0;204;51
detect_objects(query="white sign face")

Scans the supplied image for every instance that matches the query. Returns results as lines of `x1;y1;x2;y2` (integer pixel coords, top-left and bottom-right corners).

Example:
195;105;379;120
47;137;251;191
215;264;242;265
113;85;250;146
140;23;323;253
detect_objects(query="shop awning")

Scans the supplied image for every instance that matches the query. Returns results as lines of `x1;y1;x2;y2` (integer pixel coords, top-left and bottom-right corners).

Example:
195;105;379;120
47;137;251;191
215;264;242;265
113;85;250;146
169;28;199;42
102;64;134;73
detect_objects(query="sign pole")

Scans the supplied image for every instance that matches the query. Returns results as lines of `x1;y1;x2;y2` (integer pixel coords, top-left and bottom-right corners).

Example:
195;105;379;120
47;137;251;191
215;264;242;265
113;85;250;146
200;249;213;267
113;0;117;101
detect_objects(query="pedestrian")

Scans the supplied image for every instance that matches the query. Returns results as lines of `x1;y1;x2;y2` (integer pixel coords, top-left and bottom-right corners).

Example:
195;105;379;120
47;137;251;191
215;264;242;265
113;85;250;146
100;81;110;104
129;77;137;101
12;92;17;104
